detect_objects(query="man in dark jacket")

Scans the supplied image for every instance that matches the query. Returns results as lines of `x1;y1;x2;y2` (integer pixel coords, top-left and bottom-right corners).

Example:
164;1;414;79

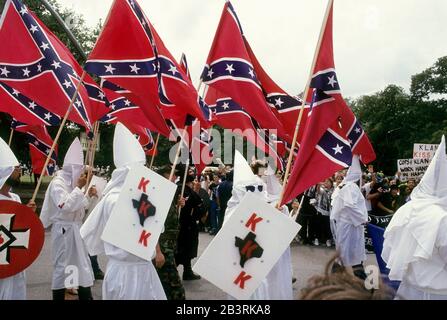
175;166;204;280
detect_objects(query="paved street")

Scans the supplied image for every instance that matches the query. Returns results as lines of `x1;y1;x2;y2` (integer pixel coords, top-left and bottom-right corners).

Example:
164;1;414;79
25;231;378;300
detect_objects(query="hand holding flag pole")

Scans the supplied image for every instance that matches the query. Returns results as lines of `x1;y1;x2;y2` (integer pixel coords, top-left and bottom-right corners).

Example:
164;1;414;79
178;158;190;214
276;0;334;208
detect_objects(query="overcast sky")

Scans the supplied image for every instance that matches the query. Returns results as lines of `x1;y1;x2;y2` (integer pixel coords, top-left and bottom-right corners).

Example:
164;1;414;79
57;0;447;98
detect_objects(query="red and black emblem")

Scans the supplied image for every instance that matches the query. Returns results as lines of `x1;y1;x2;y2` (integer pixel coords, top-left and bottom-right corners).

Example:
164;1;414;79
132;193;156;227
235;232;264;268
0;200;44;279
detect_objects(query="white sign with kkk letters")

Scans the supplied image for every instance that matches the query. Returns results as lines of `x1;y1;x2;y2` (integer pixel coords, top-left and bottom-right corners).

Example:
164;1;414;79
193;192;300;300
101;164;177;261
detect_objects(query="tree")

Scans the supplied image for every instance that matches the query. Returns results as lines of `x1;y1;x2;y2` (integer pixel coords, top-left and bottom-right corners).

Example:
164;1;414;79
0;0;108;169
352;56;447;175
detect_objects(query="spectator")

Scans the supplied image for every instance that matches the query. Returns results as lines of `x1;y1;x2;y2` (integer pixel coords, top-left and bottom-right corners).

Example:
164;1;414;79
314;178;334;247
216;170;233;231
208;174;220;235
296;186;318;245
376;184;400;216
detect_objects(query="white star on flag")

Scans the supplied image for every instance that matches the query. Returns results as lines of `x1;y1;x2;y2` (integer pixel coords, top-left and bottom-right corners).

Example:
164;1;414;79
327;75;338;88
20;6;28;15
40;42;49;51
222;102;230;110
51;61;61;69
207;68;214;78
44;113;52;120
28;101;36;109
110;103;116;110
248;68;255;78
29;25;38;33
225;64;235;74
332;144;343;155
168;65;177;75
12;89;20;96
96;91;105;100
105;64;116;74
33;140;39;146
22;68;30;77
0;66;10;77
75;99;82;107
355;127;361;134
62;79;72;88
37;64;42;72
124;99;131;106
275;97;284;108
46;148;50;154
130;64;140;74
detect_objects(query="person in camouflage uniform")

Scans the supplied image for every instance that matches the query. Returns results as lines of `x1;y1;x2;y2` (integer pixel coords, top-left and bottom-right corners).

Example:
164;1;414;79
155;166;186;300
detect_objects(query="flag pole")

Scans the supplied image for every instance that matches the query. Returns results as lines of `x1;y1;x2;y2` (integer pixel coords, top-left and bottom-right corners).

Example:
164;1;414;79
277;0;334;207
8;128;14;146
149;133;160;169
85;122;100;194
169;80;203;180
31;71;87;203
178;158;190;214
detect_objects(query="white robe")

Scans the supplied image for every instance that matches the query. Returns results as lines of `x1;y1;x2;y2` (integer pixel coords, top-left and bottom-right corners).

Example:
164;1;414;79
80;168;166;300
383;201;447;299
265;204;294;300
330;182;368;266
0;192;26;300
40;172;94;289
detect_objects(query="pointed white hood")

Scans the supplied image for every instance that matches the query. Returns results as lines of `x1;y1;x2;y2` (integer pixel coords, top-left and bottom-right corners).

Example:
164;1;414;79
63;138;84;167
382;136;447;285
0;136;19;189
224;151;268;223
343;155;362;184
233;150;258;186
410;135;447;203
60;137;85;189
113;122;146;169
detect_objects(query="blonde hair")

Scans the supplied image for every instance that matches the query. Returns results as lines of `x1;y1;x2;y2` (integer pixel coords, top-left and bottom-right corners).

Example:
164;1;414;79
299;255;395;300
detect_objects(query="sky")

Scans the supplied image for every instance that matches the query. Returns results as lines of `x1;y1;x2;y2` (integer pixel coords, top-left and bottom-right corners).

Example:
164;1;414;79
56;0;447;98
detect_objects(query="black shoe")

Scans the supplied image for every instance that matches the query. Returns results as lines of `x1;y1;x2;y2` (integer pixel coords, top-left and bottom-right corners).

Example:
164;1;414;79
94;270;104;280
183;272;201;281
292;277;297;284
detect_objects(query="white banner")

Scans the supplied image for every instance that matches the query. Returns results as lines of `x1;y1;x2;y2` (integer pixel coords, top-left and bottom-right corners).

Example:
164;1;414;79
397;158;431;181
193;192;300;300
413;143;439;159
101;164;176;261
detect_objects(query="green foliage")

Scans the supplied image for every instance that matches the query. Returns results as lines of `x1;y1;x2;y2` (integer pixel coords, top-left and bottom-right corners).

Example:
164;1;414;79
352;57;447;175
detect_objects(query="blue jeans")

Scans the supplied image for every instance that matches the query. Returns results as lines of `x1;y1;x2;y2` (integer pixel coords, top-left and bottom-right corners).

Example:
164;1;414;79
209;200;219;231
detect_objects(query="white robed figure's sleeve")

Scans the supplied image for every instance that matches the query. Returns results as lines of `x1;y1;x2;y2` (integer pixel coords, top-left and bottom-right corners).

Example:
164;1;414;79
80;193;113;256
51;180;88;213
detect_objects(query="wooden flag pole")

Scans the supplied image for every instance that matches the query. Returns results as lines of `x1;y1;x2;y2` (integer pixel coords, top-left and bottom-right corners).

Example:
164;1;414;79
31;71;87;203
178;158;190;214
277;0;334;208
8;128;14;147
85;122;100;194
149;133;160;169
